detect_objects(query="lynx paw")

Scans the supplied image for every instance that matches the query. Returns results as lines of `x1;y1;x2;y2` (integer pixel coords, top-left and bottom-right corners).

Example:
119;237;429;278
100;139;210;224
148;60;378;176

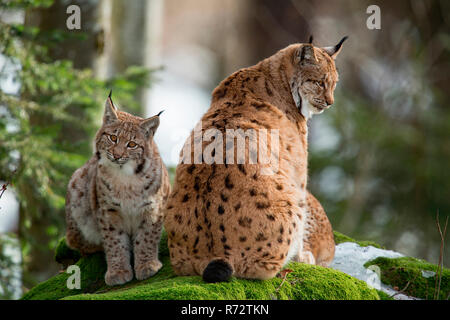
105;267;133;286
293;251;316;265
135;259;163;281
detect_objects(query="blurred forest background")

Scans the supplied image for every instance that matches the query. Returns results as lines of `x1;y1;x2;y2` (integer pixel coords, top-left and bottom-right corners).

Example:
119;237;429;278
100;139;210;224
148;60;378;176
0;0;449;299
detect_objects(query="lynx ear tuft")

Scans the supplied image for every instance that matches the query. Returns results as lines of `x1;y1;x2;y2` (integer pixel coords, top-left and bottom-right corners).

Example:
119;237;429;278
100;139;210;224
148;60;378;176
322;36;348;59
308;35;314;44
103;94;118;125
141;111;163;138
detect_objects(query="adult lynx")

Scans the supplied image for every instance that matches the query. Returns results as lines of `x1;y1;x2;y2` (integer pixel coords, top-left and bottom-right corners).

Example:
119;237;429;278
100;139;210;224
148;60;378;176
165;37;347;282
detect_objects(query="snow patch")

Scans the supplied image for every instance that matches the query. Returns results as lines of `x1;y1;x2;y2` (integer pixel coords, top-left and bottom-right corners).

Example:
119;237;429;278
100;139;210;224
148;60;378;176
330;242;419;300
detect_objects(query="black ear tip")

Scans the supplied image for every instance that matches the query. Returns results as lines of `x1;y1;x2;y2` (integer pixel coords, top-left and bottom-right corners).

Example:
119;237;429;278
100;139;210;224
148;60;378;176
334;36;349;52
108;89;112;98
308;35;314;44
156;110;165;117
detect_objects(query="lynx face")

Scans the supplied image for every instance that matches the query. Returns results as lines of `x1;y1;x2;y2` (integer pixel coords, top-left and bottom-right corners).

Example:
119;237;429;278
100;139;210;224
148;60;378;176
95;96;160;174
291;37;347;119
98;123;148;166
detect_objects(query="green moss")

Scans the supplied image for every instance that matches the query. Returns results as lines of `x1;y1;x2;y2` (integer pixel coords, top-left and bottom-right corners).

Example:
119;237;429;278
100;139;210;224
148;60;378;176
364;257;450;300
54;237;81;267
63;259;379;300
22;252;107;300
22;230;380;300
158;229;169;258
376;289;394;300
333;231;383;249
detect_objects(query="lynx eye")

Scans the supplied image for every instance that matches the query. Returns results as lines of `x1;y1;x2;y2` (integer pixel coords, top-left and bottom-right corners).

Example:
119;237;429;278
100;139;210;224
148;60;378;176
109;134;117;142
315;81;325;88
127;141;137;148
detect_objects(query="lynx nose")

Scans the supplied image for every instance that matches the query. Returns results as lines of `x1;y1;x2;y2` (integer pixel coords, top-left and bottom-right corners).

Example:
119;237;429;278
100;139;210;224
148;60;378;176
325;94;334;106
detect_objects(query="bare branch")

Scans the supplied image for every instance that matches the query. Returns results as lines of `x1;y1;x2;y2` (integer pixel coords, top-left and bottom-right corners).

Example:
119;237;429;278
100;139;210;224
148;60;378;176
434;211;448;299
275;268;293;293
390;273;420;298
0;170;16;211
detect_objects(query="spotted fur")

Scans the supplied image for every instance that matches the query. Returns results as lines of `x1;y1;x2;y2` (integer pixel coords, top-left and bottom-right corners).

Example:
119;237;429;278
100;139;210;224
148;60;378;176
65;95;171;286
164;38;346;280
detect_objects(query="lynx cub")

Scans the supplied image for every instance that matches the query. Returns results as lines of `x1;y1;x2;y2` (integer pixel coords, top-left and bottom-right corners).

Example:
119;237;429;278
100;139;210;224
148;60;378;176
65;93;171;286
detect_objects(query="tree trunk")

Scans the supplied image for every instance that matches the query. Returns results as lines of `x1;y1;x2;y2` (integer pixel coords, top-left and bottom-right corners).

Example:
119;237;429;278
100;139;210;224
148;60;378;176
22;0;102;287
21;0;157;287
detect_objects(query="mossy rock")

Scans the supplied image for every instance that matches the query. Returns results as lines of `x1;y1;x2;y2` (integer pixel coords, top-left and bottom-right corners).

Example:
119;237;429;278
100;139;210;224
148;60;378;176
54;237;81;267
375;289;394;300
22;251;107;300
22;231;380;300
364;256;450;300
333;231;383;249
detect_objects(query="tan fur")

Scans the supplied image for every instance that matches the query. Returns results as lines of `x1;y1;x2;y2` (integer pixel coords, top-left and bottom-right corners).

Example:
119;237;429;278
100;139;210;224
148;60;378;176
303;191;335;267
66;97;170;286
165;41;344;280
